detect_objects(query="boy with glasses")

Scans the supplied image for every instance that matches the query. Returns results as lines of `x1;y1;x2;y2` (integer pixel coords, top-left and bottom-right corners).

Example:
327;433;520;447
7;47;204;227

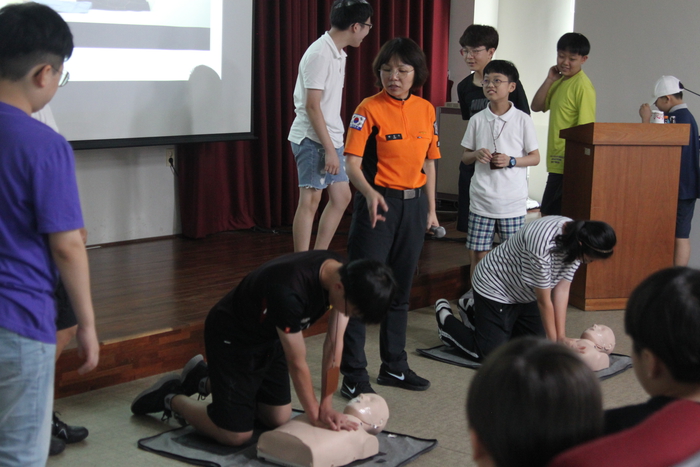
531;32;596;216
0;3;99;465
289;0;373;252
456;25;530;235
458;60;539;280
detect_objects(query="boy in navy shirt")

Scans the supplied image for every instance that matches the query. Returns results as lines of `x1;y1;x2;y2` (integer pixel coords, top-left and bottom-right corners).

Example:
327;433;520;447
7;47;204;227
639;76;700;266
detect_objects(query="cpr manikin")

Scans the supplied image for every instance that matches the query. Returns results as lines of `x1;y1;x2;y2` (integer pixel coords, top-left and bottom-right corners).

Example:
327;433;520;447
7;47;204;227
257;394;390;467
570;324;616;371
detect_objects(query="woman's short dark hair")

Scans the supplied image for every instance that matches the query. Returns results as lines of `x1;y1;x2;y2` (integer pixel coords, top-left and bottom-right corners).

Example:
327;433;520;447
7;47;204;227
553;220;617;264
625;267;700;383
372;37;428;91
467;337;603;467
339;259;397;324
0;2;73;81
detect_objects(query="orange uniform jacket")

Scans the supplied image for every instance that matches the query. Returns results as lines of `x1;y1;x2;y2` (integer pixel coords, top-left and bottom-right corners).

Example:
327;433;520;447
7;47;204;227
345;90;441;190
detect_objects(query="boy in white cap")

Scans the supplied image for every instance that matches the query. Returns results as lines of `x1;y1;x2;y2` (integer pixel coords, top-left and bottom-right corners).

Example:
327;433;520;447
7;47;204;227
640;76;700;266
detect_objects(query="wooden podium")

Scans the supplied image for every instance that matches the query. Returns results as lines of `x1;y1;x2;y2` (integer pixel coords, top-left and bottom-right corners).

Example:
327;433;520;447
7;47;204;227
560;122;690;310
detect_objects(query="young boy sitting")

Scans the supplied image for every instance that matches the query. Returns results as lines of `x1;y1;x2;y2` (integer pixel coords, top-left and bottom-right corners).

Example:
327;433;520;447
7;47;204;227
604;267;700;435
467;337;603;467
639;76;700;267
460;60;540;279
531;32;596;216
455;24;530;234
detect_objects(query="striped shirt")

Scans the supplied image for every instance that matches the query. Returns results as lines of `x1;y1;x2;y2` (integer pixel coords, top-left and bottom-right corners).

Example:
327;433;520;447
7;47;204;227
473;216;581;304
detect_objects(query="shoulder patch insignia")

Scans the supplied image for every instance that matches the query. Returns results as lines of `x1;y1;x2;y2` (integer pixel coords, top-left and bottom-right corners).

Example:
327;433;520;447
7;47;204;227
350;114;366;130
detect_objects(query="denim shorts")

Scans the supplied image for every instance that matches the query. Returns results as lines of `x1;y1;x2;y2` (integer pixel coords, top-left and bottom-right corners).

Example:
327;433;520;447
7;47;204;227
467;211;524;251
0;327;55;466
291;138;349;190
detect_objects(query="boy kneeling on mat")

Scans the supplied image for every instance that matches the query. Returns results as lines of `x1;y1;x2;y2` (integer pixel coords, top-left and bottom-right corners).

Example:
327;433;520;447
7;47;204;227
132;251;396;446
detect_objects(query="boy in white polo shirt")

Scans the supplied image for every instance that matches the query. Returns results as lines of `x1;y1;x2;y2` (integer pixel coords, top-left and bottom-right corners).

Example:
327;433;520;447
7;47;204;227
461;60;540;279
289;0;373;252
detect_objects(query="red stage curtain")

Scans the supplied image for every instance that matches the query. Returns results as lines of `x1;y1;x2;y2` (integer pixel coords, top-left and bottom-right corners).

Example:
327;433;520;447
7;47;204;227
178;0;451;238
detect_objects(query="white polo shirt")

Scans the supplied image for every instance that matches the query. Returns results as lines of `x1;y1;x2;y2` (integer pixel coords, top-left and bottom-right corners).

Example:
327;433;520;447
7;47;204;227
461;102;538;218
288;32;347;148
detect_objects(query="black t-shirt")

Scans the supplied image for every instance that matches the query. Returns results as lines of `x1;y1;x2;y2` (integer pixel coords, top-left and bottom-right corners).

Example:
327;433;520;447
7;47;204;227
603;395;675;435
209;250;344;346
456;73;531;121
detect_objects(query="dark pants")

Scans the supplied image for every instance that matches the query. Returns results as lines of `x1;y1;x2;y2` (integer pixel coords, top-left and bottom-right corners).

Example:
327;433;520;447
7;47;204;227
341;191;428;381
457;161;475;232
440;291;545;360
540;172;563;216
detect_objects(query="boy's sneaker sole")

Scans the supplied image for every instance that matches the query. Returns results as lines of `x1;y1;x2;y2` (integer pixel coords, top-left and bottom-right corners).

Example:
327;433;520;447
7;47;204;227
340;378;376;400
377;369;430;391
131;374;181;415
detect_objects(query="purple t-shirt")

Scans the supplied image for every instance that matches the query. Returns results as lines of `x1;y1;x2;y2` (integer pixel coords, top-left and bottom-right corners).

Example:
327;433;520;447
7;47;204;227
0;102;84;343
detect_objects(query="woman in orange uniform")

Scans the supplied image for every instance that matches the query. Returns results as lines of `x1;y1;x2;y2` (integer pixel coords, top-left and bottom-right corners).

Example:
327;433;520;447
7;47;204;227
340;38;441;398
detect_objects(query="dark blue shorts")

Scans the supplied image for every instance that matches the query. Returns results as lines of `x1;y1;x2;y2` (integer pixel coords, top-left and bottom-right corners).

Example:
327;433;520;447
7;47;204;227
676;198;697;238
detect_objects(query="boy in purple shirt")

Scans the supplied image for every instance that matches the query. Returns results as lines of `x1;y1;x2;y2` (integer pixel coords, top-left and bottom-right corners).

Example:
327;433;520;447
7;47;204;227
0;3;99;465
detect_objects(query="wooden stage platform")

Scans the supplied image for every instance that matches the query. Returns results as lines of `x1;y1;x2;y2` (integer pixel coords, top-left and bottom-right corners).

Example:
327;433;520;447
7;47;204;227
55;214;470;398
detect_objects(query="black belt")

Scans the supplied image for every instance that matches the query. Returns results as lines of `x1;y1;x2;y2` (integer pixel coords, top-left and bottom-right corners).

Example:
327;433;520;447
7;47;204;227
373;185;425;200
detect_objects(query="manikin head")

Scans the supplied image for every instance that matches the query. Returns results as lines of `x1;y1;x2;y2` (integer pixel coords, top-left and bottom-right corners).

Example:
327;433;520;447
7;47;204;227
344;394;389;435
581;324;615;355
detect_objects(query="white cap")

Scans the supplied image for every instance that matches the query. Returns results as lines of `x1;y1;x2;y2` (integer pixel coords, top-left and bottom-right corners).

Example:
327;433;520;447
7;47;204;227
653;75;683;100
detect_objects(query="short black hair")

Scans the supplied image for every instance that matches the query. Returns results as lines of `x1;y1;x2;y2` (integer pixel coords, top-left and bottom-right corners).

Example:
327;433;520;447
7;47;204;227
0;2;73;81
339;259;397;324
483;60;519;84
372;37;428;91
467;337;603;467
625;267;700;383
330;0;373;31
459;24;499;50
553;220;617;264
557;32;590;56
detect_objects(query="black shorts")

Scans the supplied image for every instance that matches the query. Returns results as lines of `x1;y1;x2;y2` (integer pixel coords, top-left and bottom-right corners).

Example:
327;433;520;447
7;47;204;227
55;280;78;331
204;311;291;433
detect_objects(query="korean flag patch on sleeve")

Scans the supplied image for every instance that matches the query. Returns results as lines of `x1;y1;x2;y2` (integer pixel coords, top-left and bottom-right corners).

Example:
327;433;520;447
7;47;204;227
350;114;366;131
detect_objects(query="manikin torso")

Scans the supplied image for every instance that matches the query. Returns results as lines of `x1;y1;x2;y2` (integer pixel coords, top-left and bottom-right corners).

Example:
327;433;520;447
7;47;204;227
571;324;616;371
257;394;390;467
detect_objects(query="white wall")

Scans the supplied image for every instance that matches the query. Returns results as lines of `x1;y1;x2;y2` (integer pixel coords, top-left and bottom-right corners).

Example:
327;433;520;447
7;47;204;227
75;146;180;245
448;0;475;103
574;0;700;267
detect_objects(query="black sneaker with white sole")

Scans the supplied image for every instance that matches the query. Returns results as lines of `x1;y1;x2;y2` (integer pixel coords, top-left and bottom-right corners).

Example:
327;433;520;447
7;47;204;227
131;374;182;417
377;367;430;391
180;355;209;398
340;377;376;400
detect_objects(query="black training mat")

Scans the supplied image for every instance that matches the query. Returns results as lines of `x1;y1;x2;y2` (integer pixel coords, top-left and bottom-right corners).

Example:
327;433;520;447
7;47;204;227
138;410;437;467
417;345;633;380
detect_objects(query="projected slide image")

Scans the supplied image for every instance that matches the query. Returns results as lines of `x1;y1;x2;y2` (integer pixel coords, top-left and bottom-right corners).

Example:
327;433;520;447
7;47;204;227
1;0;222;82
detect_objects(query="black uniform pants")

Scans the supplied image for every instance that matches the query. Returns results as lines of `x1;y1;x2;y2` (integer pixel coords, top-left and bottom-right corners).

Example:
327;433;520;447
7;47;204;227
341;191;428;381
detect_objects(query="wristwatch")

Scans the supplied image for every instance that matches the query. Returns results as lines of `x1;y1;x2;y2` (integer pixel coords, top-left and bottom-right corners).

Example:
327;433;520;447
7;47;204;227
507;157;516;168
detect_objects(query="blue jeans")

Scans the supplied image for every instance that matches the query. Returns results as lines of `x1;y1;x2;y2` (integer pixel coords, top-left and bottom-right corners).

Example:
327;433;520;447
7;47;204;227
0;327;55;467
